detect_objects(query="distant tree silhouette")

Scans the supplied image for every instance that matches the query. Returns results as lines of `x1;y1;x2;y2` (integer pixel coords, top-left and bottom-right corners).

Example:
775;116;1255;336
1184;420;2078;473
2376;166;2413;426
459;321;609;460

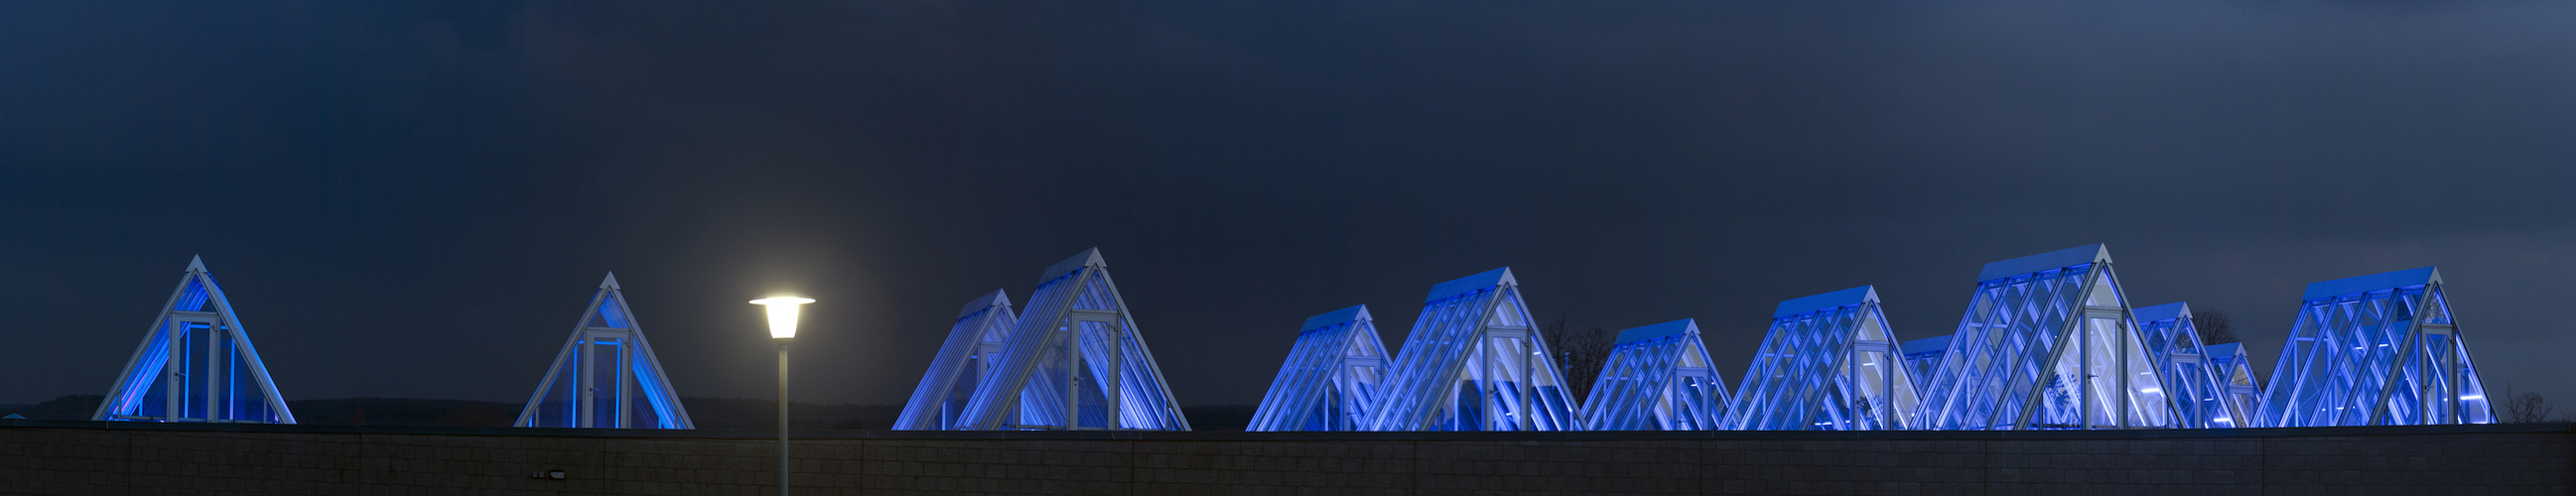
2505;386;2555;424
2194;310;2239;345
1544;314;1614;403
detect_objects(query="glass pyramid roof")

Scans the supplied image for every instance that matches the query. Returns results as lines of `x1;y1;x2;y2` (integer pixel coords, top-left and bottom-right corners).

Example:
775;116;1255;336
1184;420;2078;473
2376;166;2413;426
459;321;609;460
1366;268;1579;432
1248;306;1390;432
2204;342;2261;422
1728;286;1917;431
953;249;1189;431
2133;303;2246;429
1583;318;1727;431
513;273;694;429
95;257;295;424
895;290;1020;431
1915;244;2176;430
2253;267;2491;427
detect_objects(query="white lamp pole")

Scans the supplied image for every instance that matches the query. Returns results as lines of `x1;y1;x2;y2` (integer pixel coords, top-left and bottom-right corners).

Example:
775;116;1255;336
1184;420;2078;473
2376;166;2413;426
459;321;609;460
750;295;813;496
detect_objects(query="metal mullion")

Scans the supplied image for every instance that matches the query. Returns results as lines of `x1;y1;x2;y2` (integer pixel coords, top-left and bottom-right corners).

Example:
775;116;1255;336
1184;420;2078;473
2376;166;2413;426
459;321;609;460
1861;306;1896;430
1416;290;1491;430
204;321;222;421
1785;318;1828;430
1646;340;1685;429
97;271;200;422
200;273;293;424
1374;298;1442;431
1632;348;1666;430
1093;269;1177;430
2337;294;2388;426
2368;288;2438;426
1256;327;1331;431
1783;318;1825;429
609;288;690;430
1969;290;2022;429
1971;284;2027;428
2295;304;2338;425
900;308;993;431
579;331;597;429
614;337;630;429
971;269;1079;430
1627;343;1673;430
1652;341;1687;430
1592;353;1624;430
1925;293;1986;430
1729;321;1781;430
2010;270;2088;431
165;321;184;422
1500;287;1547;430
1804;317;1852;430
2255;307;2316;427
519;287;610;427
1763;319;1808;428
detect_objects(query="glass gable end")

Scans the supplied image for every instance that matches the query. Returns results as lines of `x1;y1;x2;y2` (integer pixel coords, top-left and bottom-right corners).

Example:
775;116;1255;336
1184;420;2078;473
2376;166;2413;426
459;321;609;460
1582;318;1727;431
2205;342;2261;423
2133;303;2246;429
1900;335;1951;391
1248;306;1391;432
1367;268;1580;432
2253;267;2491;427
95;257;296;424
1728;286;1917;431
1915;244;2176;431
953;249;1189;431
513;273;695;429
895;290;1020;431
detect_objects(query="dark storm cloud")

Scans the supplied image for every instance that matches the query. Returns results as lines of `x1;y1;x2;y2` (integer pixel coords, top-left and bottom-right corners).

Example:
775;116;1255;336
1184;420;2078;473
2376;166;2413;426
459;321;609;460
3;1;2571;410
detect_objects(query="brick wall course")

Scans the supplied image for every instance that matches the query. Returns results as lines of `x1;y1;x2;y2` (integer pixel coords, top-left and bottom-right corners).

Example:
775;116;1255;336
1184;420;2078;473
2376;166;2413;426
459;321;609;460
0;423;2567;494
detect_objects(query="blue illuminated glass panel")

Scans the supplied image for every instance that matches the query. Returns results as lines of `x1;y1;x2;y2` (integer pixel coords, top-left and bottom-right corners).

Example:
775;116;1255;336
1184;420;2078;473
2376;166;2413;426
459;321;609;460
2253;268;2491;427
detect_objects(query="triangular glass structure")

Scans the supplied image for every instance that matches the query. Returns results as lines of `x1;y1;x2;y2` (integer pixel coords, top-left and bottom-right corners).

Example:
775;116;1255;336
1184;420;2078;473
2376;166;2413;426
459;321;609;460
2253;267;2492;427
2133;303;2247;429
2204;342;2261;421
1581;318;1727;431
1247;306;1391;432
1916;244;2176;430
1900;335;1951;390
893;290;1019;431
94;257;296;424
954;249;1189;431
1728;286;1918;431
513;273;694;429
1366;268;1579;432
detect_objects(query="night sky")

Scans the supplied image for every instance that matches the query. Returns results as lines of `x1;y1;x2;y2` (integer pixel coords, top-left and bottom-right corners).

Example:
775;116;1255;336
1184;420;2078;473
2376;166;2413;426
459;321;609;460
5;1;2572;411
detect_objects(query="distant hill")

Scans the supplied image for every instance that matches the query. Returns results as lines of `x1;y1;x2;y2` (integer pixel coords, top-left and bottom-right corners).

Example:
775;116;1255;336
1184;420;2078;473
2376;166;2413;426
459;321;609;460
293;398;519;427
679;397;897;430
6;394;1254;432
4;395;104;421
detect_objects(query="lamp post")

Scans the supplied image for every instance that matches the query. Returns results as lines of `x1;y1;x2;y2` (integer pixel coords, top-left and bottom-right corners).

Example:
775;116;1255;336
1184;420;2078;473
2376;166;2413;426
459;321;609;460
750;295;813;496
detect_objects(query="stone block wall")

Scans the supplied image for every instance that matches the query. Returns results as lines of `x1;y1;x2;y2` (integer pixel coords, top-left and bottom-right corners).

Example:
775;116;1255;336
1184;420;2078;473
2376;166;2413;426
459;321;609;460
0;422;2565;495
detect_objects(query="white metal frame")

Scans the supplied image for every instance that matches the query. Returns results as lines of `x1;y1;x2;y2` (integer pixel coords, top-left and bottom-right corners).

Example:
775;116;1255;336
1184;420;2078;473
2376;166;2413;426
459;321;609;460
1247;306;1391;432
1367;268;1581;432
1916;244;2175;431
513;273;695;429
893;290;1018;431
955;249;1190;431
93;256;296;424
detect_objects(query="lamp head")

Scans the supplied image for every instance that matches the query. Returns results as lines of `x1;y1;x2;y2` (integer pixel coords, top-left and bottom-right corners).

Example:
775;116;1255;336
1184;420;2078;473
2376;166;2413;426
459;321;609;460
748;294;815;339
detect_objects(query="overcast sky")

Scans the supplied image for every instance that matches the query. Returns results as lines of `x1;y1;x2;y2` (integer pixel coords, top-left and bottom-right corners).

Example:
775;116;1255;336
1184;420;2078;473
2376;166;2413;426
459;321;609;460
4;1;2572;411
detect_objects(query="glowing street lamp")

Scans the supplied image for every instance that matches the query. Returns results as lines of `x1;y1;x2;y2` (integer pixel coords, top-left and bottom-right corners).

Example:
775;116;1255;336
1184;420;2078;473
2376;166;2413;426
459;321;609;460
749;295;812;496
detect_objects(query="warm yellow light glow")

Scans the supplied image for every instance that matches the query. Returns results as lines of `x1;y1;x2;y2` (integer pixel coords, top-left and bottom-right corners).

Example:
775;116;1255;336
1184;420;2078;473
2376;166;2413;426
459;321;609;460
749;295;815;339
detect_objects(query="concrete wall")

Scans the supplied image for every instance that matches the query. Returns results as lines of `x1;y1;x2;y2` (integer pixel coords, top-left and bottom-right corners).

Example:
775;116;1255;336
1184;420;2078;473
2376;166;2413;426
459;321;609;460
0;421;2566;495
